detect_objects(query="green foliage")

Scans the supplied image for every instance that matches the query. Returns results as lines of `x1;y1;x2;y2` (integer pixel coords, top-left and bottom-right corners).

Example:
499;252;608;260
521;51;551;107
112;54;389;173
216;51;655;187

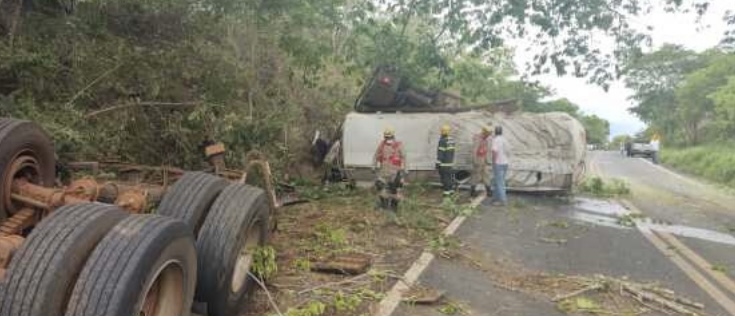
625;46;735;146
440;196;477;217
285;301;326;316
293;257;312;272
712;264;729;274
252;246;278;280
396;195;439;232
611;134;632;148
314;223;348;248
333;291;362;313
428;234;460;255
661;145;735;188
438;301;467;316
0;0;713;173
617;213;645;227
580;114;611;145
577;177;631;197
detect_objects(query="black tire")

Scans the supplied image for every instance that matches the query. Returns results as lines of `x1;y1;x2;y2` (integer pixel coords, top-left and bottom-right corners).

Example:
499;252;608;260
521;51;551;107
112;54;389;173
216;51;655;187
0;118;55;220
196;184;270;315
157;172;228;235
65;215;197;315
0;204;127;315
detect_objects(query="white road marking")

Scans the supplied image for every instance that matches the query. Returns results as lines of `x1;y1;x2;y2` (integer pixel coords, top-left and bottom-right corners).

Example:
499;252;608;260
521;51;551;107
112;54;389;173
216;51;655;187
374;193;485;316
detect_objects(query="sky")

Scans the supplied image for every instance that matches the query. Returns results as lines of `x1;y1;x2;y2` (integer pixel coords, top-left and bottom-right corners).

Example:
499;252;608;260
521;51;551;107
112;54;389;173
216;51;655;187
510;2;732;138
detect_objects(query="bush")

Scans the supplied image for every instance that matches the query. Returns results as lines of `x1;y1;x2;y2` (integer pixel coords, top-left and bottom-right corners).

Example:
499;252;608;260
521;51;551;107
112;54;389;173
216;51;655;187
577;176;631;197
661;144;735;188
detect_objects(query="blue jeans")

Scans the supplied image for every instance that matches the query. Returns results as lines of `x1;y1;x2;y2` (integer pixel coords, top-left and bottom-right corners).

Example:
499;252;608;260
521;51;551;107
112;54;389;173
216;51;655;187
492;164;508;203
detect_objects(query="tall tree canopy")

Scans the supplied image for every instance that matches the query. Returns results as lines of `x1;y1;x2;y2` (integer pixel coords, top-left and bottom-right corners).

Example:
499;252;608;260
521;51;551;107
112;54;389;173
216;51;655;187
0;0;717;169
625;46;735;145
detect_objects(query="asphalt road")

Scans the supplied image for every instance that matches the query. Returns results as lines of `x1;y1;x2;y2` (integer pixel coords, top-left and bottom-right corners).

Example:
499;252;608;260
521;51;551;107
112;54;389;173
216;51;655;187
395;151;735;315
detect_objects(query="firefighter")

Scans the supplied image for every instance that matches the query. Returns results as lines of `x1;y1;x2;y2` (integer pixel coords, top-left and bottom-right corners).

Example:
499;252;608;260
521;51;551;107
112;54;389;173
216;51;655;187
373;127;407;210
436;124;456;197
470;125;491;197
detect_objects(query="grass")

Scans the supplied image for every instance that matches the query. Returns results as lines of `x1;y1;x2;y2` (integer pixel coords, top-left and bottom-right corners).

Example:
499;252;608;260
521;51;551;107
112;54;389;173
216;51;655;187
438;300;468;315
577;176;631;197
712;264;729;274
661;144;735;189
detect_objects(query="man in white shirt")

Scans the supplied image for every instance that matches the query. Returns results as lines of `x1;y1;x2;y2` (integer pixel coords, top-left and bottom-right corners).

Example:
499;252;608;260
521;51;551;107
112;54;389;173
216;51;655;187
490;126;509;205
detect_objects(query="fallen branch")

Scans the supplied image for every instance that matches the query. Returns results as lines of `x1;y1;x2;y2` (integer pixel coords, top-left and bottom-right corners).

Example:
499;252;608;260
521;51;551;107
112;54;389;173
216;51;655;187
644;285;705;310
622;284;697;316
85;102;198;118
297;273;369;295
553;284;603;302
64;64;122;108
248;272;283;316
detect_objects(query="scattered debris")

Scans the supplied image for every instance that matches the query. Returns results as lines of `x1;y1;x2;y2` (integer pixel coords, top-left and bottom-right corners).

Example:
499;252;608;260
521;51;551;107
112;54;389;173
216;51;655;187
246;184;454;315
403;286;445;305
549;220;570;229
438;300;468;315
617;213;646;227
312;252;372;275
557;296;611;315
453;246;706;315
553;284;604;302
621;283;698;315
539;237;568;245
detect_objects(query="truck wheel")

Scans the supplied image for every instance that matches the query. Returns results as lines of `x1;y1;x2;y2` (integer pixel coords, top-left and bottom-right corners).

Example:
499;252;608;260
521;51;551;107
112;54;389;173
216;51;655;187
0;204;127;315
66;215;197;315
196;184;269;315
157;172;228;235
0;118;55;220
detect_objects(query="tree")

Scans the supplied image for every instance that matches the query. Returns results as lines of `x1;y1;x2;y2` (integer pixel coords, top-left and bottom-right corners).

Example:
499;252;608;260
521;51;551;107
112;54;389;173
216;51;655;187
526;98;580;116
676;52;735;144
580;114;611;145
611;134;631;147
0;0;720;170
624;44;705;143
708;76;735;137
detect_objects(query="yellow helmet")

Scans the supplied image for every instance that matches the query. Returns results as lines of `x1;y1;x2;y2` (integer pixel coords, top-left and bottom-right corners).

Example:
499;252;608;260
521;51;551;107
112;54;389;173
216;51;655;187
383;127;395;137
481;125;491;133
440;124;451;135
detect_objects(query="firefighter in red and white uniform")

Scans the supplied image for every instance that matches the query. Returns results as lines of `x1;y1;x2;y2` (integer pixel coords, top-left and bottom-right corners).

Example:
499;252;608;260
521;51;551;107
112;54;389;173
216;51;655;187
372;127;407;209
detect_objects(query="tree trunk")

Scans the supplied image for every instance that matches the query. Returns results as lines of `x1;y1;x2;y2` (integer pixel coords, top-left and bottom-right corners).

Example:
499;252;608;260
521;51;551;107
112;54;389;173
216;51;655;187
7;0;22;46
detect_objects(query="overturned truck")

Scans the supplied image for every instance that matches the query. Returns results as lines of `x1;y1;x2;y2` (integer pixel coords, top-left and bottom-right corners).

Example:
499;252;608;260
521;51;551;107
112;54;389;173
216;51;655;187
339;65;587;192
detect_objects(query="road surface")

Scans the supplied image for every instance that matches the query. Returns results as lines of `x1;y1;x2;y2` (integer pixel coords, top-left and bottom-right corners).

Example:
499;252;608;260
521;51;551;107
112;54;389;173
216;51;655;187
395;150;735;315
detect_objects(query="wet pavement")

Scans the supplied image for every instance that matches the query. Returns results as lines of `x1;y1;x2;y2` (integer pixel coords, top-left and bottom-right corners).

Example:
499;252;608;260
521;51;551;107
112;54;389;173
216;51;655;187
395;151;735;315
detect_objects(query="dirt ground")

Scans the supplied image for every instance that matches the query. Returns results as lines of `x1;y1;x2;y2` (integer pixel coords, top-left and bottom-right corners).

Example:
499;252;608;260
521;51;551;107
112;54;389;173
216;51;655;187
244;183;470;315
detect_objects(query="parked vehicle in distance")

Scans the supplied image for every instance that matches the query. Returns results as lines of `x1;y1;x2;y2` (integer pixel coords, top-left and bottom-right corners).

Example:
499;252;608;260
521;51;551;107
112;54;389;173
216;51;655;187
629;138;657;158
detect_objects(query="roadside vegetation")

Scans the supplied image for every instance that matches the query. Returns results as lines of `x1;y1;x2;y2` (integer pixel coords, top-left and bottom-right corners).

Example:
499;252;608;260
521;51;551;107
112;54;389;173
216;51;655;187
4;0;714;172
661;145;735;189
577;176;631;198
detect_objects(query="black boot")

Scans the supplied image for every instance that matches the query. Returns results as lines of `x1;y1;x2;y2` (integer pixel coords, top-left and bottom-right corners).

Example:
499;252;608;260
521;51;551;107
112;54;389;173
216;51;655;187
389;198;399;211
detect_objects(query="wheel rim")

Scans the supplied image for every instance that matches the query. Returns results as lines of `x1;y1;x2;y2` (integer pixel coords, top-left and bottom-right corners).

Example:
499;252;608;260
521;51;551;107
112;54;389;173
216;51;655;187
140;260;185;316
2;152;41;215
230;221;262;293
